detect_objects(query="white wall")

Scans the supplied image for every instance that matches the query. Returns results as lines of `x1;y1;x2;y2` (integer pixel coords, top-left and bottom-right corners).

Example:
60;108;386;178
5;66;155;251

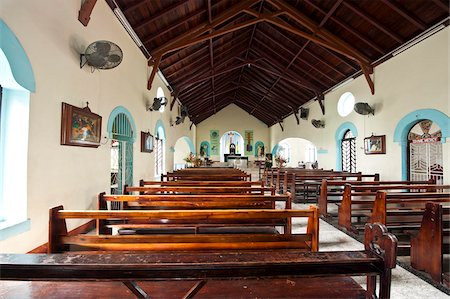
270;27;449;182
196;104;270;162
173;138;192;169
0;0;195;252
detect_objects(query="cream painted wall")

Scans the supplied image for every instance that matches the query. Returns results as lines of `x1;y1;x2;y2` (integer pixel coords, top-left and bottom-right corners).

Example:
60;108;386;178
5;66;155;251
0;0;195;252
173;137;192;169
270;28;449;183
196;104;270;162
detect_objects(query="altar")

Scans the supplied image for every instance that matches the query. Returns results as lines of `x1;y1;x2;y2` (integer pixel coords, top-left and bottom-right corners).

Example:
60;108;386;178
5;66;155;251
227;155;248;168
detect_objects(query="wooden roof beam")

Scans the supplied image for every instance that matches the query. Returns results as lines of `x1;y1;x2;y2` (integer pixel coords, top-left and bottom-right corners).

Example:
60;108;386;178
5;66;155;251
133;1;190;31
78;0;97;27
171;45;248;84
231;1;265;105
380;0;426;30
179;59;262;92
187;86;240;111
122;0;148;14
431;0;449;11
268;0;371;64
248;46;322;93
264;2;375;94
162;45;209;72
147;0;261;89
238;88;296;114
303;0;384;55
142;7;207;46
207;0;216;113
154;16;267;56
179;71;241;101
253;34;337;84
236;94;283;121
150;0;261;56
341;1;404;44
258;28;344;79
248;47;327;91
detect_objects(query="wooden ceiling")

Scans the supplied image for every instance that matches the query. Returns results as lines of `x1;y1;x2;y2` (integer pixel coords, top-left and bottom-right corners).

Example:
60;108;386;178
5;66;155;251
107;0;449;126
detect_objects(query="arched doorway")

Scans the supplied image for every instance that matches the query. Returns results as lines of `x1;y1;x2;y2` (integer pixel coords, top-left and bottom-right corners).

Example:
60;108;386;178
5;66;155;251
273;138;317;168
173;136;195;170
107;107;136;197
408;120;443;184
394;109;449;180
220;131;244;162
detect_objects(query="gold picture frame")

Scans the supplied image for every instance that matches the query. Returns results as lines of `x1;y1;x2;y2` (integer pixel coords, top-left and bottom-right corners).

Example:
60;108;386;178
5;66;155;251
60;102;102;148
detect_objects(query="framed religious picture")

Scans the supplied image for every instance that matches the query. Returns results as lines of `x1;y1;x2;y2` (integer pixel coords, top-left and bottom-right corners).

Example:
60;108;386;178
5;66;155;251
364;135;386;155
60;102;102;148
141;131;154;153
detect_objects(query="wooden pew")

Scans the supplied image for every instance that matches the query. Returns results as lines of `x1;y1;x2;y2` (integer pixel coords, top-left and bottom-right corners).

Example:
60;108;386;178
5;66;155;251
139;179;264;187
266;168;336;193
98;192;291;234
286;172;379;202
1;223;398;299
319;179;435;217
124;185;274;196
49;206;318;253
163;173;251;181
163;167;251;181
337;184;450;234
411;202;450;287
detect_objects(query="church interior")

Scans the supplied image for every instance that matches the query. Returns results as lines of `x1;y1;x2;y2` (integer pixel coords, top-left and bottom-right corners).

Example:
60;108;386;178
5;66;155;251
0;0;449;298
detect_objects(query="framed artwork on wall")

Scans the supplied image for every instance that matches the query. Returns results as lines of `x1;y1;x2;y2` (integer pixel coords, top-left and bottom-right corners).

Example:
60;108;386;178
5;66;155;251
60;102;102;148
141;131;153;153
364;135;386;155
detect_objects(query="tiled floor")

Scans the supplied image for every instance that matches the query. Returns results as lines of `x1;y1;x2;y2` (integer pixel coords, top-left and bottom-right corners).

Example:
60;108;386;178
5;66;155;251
288;200;449;299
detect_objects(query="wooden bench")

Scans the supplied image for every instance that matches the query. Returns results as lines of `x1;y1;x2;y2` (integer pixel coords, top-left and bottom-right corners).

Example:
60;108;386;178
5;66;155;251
139;179;264;187
163;173;251;181
285;172;379;202
49;206;318;253
265;168;337;193
1;223;397;299
319;179;435;217
98;192;291;234
337;184;450;234
411;202;450;287
164;168;250;181
124;185;274;196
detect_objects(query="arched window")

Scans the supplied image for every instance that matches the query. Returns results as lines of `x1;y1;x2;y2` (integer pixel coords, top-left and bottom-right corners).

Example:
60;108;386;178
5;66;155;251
341;130;356;172
0;20;35;237
155;120;166;177
219;131;244;162
108;109;135;199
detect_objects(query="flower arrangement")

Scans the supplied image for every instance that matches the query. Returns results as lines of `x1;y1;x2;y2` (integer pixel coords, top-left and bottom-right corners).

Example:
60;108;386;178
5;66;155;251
184;152;202;167
274;154;287;167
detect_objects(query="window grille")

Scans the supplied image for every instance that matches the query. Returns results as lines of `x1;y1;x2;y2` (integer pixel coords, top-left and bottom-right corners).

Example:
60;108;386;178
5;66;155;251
342;130;356;172
155;137;164;176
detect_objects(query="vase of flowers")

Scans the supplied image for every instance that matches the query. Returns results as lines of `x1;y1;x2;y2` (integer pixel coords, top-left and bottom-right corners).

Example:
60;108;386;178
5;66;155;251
274;154;287;167
184;152;202;167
